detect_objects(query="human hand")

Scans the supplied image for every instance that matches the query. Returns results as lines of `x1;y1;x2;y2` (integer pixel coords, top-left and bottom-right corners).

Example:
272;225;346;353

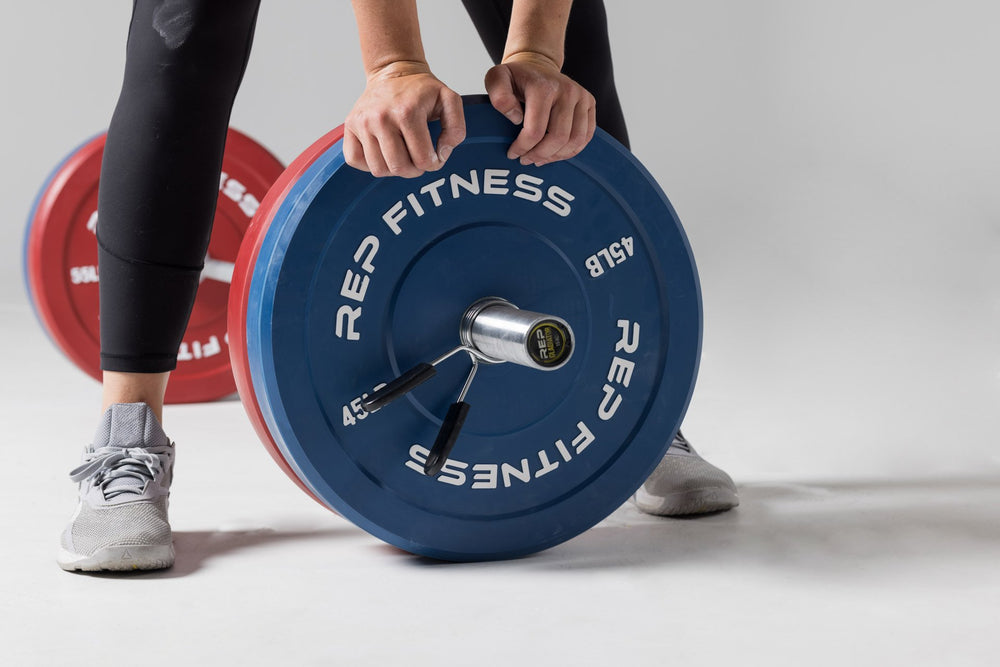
484;52;596;167
344;62;466;178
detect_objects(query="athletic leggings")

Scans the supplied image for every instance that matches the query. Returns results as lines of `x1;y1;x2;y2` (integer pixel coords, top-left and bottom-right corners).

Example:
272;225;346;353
98;0;628;373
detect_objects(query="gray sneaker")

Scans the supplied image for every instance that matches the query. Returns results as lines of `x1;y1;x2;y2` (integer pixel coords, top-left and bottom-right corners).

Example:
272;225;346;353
58;403;175;572
633;431;739;516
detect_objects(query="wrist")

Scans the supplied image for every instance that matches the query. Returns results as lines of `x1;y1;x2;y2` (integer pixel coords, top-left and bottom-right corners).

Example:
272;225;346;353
500;50;562;72
366;59;433;82
501;0;569;70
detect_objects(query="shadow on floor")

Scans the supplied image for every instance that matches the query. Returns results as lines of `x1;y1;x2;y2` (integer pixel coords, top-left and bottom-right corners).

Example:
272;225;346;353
74;476;1000;577
77;527;354;579
397;476;1000;574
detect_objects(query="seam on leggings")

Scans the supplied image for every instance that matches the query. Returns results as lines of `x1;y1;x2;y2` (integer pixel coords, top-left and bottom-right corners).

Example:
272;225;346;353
101;354;178;373
101;352;178;361
95;230;204;274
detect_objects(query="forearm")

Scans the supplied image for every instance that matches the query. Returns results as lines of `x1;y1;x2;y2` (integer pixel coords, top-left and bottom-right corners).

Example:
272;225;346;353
503;0;572;68
351;0;427;76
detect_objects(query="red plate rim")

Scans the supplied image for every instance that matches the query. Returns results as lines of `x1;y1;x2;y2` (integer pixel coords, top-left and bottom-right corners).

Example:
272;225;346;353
229;125;346;504
27;134;106;380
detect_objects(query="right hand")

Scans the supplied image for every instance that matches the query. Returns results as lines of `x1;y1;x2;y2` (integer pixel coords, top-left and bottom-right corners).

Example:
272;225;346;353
484;52;596;167
343;62;466;179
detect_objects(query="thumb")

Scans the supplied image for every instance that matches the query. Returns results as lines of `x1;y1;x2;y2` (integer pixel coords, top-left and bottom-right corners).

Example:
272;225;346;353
436;89;466;163
485;65;524;125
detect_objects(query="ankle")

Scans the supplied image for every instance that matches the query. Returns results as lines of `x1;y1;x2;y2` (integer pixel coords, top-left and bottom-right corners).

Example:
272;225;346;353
101;371;170;422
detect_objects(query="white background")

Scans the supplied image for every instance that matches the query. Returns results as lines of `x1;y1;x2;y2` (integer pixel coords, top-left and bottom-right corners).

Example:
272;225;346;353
1;3;999;666
3;1;996;480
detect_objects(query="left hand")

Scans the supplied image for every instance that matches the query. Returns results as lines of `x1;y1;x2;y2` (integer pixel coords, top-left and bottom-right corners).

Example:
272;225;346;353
344;62;466;179
484;52;596;167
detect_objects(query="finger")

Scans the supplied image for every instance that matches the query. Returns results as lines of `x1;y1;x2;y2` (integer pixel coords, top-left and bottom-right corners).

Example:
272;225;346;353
435;90;466;164
398;107;440;174
520;99;575;164
358;132;390;178
376;128;422;178
485;65;524;126
343;131;370;173
585;101;597;146
548;98;595;163
509;85;554;161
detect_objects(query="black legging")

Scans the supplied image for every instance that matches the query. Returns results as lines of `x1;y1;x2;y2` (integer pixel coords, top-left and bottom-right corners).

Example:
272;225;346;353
98;0;628;373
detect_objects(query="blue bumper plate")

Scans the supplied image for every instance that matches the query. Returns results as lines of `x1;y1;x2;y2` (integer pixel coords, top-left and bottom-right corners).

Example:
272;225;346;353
244;99;702;560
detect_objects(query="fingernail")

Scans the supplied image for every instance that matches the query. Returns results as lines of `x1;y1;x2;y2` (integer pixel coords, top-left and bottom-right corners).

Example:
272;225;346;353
507;150;520;160
438;145;452;162
430;151;440;165
505;110;523;125
534;161;546;168
519;157;531;166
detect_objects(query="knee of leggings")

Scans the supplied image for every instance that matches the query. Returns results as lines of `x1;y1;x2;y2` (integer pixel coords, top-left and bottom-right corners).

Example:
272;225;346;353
127;0;258;101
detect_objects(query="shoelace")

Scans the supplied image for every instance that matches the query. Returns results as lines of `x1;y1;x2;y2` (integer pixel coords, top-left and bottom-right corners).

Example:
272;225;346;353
670;430;693;454
69;446;172;500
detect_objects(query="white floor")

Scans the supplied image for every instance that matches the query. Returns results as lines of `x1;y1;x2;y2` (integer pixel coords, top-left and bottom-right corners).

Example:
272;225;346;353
2;302;999;666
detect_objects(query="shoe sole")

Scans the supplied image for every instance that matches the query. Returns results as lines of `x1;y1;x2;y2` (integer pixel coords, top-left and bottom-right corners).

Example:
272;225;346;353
57;544;175;572
633;486;740;517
